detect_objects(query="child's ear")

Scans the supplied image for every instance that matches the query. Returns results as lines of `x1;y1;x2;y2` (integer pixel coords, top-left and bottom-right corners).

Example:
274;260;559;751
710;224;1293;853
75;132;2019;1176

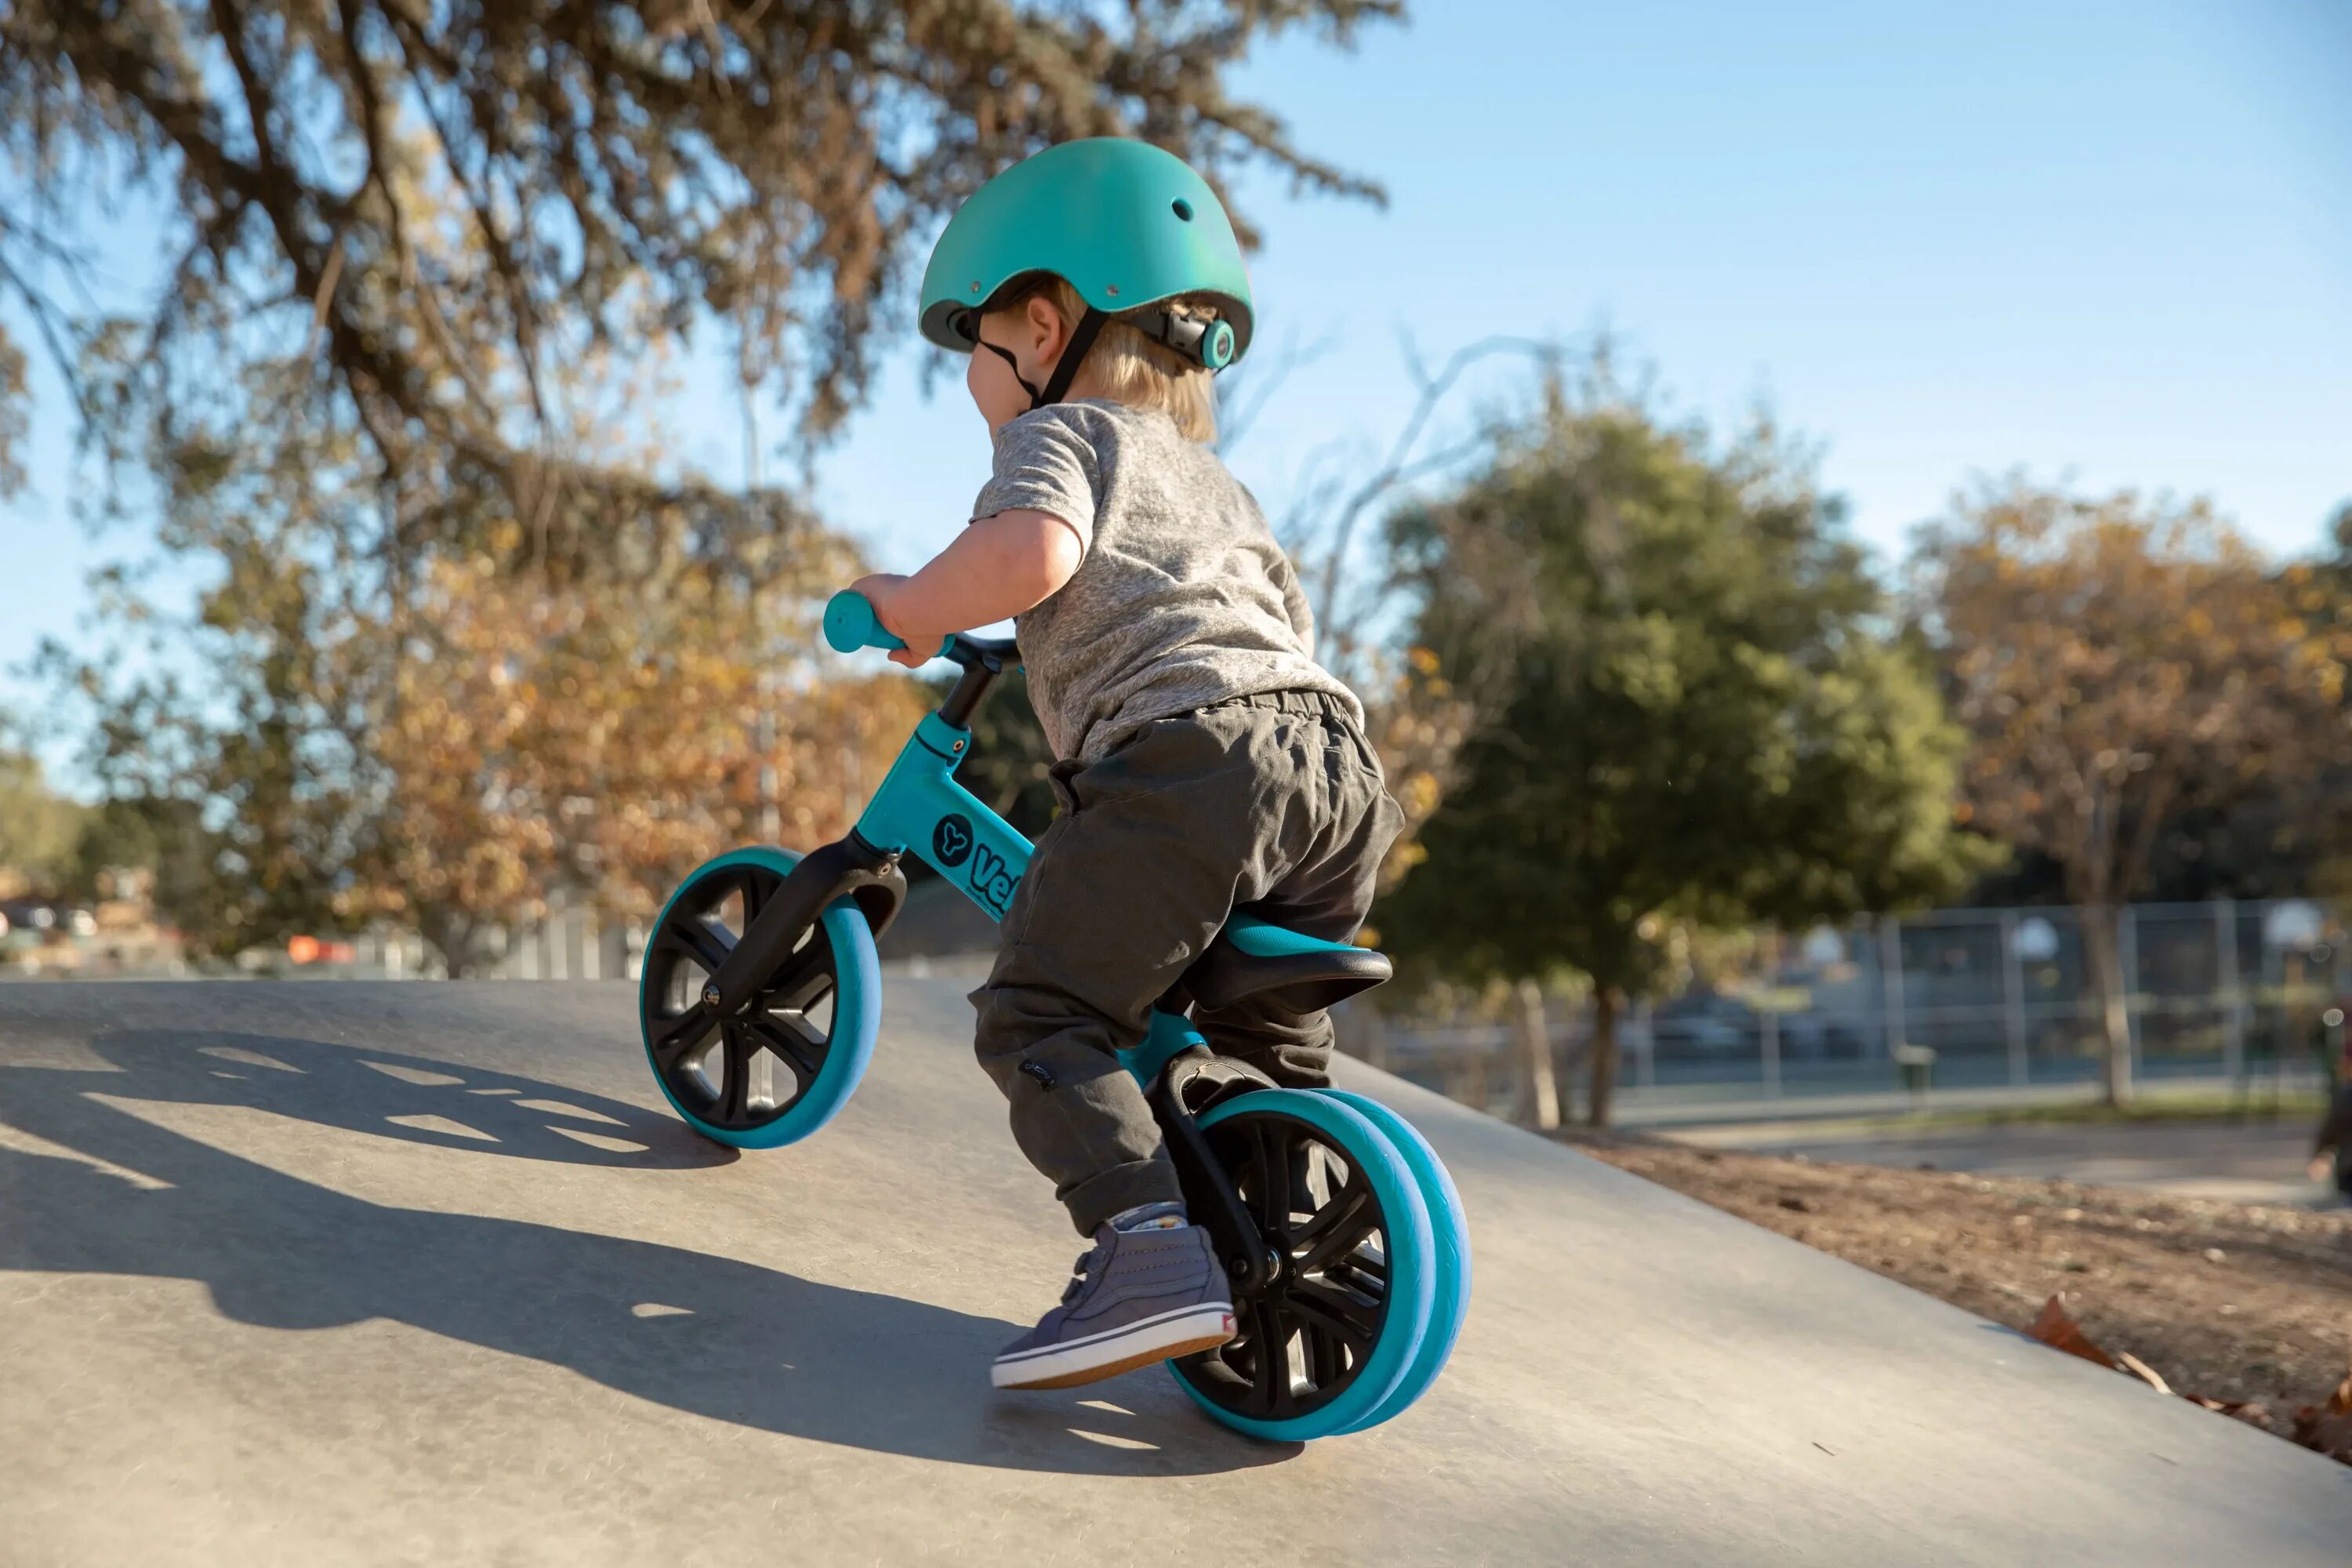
1025;294;1068;361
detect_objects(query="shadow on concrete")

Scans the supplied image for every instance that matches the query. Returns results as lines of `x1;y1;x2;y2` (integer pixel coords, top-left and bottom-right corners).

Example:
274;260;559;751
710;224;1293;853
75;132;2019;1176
0;1029;1290;1477
26;1029;736;1169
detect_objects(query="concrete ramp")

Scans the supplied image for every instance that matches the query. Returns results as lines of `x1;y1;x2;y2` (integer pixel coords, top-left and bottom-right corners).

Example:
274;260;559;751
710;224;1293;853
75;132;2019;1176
0;981;2344;1565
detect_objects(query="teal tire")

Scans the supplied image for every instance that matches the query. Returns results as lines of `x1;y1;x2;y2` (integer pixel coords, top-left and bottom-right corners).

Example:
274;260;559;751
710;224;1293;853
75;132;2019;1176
1314;1091;1471;1433
1168;1090;1436;1441
638;846;881;1149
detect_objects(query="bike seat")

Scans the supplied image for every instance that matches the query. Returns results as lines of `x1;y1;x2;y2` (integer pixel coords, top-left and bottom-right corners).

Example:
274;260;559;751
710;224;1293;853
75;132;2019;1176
1181;915;1392;1015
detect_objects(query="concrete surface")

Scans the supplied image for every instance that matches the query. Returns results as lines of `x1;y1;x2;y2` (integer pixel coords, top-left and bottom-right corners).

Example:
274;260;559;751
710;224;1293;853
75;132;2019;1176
2;982;2347;1566
1667;1116;2339;1207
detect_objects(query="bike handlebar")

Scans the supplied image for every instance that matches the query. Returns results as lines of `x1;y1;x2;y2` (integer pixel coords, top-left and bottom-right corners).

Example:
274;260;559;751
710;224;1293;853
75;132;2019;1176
823;590;949;661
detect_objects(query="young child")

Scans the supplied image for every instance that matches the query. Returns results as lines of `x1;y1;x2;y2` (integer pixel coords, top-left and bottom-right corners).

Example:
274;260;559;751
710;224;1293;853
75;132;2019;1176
851;140;1401;1391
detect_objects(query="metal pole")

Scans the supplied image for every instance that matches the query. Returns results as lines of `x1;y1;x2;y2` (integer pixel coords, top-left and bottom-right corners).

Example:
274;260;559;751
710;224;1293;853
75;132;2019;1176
1759;928;1781;1099
758;685;782;847
1636;997;1657;1091
2120;905;2141;1081
2215;898;2242;1086
1880;913;1907;1060
2002;907;2027;1087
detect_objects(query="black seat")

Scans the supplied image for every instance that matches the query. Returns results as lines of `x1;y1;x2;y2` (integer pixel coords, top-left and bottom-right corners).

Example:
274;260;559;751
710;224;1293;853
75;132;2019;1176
1181;931;1392;1016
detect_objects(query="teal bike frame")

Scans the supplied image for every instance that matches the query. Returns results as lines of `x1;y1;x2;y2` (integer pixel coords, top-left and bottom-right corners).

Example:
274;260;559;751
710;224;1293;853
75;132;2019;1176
851;710;1210;1089
849;706;1350;1091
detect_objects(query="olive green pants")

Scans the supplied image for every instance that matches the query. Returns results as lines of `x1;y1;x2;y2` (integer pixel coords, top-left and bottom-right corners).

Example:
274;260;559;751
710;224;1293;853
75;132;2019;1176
970;691;1401;1234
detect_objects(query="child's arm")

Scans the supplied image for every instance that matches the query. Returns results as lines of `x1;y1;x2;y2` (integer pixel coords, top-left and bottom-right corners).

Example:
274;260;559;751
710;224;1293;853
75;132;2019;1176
851;510;1083;668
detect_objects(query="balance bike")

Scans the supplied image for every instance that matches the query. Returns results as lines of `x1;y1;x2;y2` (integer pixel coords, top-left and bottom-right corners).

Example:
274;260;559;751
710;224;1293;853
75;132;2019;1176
636;590;1470;1439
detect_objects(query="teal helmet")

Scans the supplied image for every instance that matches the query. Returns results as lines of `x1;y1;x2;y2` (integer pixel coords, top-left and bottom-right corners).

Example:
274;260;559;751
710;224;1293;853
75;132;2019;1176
919;139;1253;399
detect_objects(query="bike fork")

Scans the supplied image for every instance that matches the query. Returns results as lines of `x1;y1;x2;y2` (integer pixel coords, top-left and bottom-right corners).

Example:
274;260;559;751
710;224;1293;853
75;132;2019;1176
1150;1062;1279;1299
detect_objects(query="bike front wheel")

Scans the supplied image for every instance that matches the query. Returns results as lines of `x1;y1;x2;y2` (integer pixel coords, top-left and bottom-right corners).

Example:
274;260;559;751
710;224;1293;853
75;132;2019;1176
637;846;881;1149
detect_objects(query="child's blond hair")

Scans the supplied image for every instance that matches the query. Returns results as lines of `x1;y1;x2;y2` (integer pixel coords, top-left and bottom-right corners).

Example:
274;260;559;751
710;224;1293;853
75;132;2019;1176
999;275;1221;444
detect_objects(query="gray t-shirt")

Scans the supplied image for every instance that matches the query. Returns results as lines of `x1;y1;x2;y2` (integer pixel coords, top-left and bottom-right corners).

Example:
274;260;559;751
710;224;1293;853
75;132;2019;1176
971;399;1363;763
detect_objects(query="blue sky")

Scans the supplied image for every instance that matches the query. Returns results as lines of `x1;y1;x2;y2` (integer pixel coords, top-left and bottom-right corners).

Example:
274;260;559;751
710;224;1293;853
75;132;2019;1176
5;0;2348;773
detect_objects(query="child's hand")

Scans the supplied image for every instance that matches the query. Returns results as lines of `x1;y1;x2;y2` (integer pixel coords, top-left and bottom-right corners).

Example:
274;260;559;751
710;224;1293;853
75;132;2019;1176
2311;1154;2335;1182
849;573;930;667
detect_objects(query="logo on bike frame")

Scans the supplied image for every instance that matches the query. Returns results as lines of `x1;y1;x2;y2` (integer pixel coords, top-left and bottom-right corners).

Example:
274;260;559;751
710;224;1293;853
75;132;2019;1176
967;844;1017;916
932;811;1016;914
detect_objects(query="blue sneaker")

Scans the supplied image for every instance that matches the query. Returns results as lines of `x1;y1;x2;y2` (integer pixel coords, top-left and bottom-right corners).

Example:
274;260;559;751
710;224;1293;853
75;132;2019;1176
993;1207;1237;1391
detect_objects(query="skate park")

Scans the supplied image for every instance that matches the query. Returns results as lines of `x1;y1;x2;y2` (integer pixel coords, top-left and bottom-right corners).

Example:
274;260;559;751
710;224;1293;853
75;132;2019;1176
4;4;2350;1561
3;978;2347;1565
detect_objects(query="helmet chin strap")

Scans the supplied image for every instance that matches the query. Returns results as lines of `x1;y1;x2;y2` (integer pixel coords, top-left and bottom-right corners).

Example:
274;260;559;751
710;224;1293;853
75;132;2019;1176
980;308;1110;412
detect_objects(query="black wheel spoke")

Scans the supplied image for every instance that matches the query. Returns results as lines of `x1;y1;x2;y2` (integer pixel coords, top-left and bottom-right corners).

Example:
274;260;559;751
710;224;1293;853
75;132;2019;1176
1287;1278;1379;1353
1302;1317;1348;1389
1293;1187;1375;1275
744;1012;826;1089
651;1005;719;1071
739;868;768;927
716;1023;757;1123
1326;1252;1390;1308
1246;1298;1294;1418
759;931;835;1014
660;916;735;976
1252;1122;1293;1243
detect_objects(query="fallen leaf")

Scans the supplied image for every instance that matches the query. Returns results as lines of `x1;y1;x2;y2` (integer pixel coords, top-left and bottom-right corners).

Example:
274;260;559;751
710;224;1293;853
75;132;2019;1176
2292;1404;2352;1461
2292;1370;2352;1462
2027;1294;2119;1371
2185;1396;2274;1433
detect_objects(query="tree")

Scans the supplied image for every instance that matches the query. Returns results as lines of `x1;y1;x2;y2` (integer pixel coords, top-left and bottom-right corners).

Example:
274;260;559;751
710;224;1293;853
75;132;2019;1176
53;433;929;970
358;543;924;973
1243;336;1554;889
1377;366;1985;1127
1912;480;2337;1105
2;0;1397;581
0;744;88;896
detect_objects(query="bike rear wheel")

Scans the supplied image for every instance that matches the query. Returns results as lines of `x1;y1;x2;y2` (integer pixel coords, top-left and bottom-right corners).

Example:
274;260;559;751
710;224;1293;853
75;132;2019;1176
638;846;880;1149
1168;1090;1436;1441
1312;1090;1470;1433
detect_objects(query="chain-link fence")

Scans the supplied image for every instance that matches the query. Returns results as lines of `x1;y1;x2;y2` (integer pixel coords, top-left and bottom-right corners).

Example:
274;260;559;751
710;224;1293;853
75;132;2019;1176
1352;899;2350;1121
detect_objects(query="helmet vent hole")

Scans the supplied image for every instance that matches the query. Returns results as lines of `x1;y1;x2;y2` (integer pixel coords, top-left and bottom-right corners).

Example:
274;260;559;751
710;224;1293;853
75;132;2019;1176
1171;198;1194;222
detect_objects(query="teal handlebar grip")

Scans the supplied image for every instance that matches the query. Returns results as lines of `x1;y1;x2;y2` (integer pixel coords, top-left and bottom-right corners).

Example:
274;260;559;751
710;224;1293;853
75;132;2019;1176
823;590;949;660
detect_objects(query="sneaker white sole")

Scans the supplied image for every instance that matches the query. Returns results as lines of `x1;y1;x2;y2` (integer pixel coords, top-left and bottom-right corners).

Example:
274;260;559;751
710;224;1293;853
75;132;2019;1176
991;1303;1239;1391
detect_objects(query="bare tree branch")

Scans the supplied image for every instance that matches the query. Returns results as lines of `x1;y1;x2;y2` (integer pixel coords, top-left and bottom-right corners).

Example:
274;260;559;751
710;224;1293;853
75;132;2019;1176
1214;329;1334;459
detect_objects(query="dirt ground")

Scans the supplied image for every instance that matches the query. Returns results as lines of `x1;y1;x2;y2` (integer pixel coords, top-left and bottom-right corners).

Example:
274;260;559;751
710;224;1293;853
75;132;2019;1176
1567;1127;2352;1457
1663;1113;2330;1208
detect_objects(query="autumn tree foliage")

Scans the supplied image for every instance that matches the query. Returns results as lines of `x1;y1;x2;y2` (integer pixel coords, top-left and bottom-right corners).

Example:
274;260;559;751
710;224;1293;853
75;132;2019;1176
363;545;926;974
48;371;924;970
1913;481;2342;1105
